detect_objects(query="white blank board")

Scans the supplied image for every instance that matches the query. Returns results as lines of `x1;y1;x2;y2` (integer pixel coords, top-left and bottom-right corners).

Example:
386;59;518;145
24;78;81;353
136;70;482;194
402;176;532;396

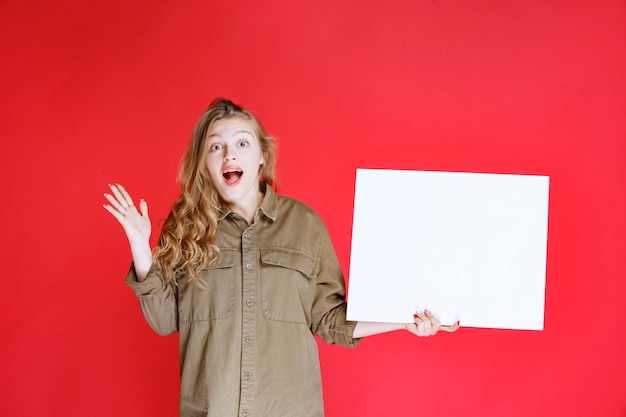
346;169;550;330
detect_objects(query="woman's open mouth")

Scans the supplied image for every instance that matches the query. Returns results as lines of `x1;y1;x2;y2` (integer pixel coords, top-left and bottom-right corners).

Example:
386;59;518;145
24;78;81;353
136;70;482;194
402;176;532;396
223;168;243;185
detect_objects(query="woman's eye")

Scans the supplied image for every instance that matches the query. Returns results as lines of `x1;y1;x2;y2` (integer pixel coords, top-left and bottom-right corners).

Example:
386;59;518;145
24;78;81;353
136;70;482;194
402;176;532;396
238;140;249;148
209;143;223;152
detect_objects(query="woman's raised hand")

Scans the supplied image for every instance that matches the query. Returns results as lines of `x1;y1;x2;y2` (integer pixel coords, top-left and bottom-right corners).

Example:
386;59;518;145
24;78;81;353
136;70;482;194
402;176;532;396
103;184;151;245
103;184;154;281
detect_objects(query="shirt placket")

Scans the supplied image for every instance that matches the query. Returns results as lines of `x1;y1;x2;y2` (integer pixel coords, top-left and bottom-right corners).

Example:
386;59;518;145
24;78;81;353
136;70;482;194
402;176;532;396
239;224;256;417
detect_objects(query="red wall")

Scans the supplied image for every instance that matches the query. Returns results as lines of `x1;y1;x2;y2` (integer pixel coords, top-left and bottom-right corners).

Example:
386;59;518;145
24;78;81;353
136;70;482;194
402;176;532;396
1;1;625;416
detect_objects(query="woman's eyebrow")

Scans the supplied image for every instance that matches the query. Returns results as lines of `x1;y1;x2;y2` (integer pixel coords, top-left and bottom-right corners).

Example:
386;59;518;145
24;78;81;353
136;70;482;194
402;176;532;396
234;129;254;137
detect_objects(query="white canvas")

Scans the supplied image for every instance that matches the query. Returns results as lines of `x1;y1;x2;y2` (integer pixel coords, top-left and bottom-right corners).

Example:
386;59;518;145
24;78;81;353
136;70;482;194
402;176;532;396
346;169;550;330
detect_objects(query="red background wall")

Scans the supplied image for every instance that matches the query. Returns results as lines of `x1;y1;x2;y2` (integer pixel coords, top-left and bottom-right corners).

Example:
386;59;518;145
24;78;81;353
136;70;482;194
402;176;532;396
1;1;625;416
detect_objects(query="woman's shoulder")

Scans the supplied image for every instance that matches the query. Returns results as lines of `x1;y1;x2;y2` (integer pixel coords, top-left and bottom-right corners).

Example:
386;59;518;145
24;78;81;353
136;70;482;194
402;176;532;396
274;193;325;224
276;193;319;214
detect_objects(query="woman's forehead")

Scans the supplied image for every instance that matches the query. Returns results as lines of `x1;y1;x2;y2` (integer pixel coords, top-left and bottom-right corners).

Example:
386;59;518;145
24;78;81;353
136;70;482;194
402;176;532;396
207;117;256;138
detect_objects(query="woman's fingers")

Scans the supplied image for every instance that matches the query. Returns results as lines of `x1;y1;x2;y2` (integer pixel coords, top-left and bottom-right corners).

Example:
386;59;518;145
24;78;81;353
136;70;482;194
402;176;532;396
424;309;442;334
103;184;149;227
139;198;149;218
104;184;145;218
103;183;152;247
415;310;432;336
108;183;134;210
103;191;126;214
409;309;460;336
115;183;135;208
440;320;461;333
102;202;125;222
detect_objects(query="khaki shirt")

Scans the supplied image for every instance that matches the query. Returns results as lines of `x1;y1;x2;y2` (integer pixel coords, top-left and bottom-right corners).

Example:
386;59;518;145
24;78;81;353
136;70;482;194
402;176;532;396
126;186;360;417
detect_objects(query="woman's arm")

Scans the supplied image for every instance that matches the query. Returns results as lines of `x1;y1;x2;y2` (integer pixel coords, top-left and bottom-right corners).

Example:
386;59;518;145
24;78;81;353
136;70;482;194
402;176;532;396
353;310;460;338
103;183;153;281
104;183;179;335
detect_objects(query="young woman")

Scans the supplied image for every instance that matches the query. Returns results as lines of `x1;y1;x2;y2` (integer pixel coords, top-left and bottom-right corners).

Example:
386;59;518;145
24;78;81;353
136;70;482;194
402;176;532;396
103;98;459;417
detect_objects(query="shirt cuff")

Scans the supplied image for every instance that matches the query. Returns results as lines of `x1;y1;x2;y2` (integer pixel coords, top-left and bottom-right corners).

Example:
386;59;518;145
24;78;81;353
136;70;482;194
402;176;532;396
124;263;165;297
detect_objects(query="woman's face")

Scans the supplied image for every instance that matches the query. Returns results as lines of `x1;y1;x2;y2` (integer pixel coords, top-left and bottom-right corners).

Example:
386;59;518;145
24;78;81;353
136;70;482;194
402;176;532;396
205;117;265;218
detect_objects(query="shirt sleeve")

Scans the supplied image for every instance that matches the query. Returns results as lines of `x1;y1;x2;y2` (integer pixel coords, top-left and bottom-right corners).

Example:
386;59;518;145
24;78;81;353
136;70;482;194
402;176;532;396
125;263;179;336
310;226;362;348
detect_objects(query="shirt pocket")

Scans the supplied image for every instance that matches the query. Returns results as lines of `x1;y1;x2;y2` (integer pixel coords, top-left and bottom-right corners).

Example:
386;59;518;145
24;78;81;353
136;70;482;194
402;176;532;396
178;248;236;323
260;247;316;323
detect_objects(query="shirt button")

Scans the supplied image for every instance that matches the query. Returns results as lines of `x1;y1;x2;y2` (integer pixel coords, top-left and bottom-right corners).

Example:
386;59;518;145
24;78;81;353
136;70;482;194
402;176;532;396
244;372;252;380
245;262;253;270
242;409;249;417
244;232;251;239
245;335;252;343
246;298;253;306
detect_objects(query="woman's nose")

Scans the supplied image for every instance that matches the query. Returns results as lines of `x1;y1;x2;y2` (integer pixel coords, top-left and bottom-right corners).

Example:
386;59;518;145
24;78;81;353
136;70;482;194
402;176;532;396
224;149;237;161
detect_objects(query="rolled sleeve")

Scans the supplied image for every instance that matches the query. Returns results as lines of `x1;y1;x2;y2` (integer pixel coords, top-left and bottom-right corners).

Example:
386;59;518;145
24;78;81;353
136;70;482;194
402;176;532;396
125;263;179;336
311;227;362;348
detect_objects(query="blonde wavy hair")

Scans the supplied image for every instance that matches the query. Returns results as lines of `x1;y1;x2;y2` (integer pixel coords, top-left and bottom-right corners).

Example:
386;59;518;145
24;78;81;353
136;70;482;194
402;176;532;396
153;98;277;284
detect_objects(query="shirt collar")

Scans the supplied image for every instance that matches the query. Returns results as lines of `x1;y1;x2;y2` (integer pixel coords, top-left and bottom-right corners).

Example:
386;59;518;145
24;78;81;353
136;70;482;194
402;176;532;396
217;182;278;222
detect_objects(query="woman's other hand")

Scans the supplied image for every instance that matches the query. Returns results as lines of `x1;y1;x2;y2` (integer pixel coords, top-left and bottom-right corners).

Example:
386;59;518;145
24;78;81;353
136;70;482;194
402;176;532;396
405;309;460;337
